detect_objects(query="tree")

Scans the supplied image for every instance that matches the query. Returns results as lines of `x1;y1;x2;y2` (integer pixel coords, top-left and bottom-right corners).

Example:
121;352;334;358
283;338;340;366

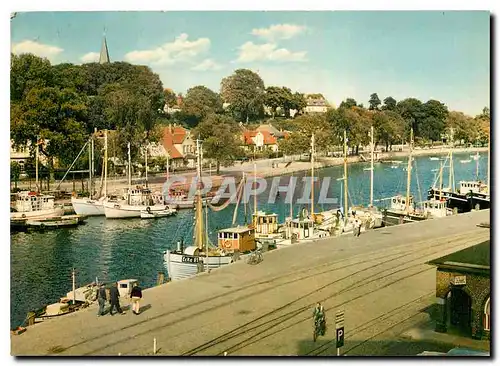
338;98;357;110
265;86;285;117
368;93;381;110
420;99;448;142
291;92;307;115
10;161;21;189
396;98;425;137
280;114;333;155
220;69;265;123
192;114;244;174
445;111;477;145
180;85;223;128
382;96;397;111
164;88;177;108
281;87;294;118
372;110;405;151
11;53;54;102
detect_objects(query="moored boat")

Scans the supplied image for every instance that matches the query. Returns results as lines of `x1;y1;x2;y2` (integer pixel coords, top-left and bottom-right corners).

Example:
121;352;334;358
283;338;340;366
140;206;177;219
10;191;64;220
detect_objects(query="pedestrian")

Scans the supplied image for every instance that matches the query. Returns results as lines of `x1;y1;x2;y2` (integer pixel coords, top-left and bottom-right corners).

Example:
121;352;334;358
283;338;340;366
109;282;124;316
96;283;107;317
356;219;362;237
130;282;143;315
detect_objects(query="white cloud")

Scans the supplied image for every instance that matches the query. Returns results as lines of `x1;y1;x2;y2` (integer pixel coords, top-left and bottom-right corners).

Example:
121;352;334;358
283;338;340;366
191;59;223;71
251;24;307;41
235;42;307;63
11;40;63;62
124;33;210;66
80;52;100;63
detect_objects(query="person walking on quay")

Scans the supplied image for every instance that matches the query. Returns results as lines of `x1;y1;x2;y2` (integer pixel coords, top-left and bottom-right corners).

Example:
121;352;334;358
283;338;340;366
109;282;124;316
96;283;107;317
130;283;143;315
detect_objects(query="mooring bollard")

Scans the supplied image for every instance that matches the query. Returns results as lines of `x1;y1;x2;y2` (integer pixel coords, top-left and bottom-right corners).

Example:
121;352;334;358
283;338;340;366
224;352;228;356
153;338;157;355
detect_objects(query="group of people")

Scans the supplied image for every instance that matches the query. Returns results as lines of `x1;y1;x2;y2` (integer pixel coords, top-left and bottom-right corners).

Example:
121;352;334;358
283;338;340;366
96;282;143;316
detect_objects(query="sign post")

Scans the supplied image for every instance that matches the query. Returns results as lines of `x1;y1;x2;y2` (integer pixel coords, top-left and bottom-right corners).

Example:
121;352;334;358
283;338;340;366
335;310;345;356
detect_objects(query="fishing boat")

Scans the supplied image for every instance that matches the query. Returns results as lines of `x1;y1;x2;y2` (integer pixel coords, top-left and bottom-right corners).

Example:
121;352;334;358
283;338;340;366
71;131;108;216
348;126;384;229
26;277;138;325
26;216;81;230
140;206;177;219
164;140;233;281
253;211;283;247
429;157;440;161
10;191;65;220
460;159;472;164
103;143;167;219
427;148;490;213
382;129;428;226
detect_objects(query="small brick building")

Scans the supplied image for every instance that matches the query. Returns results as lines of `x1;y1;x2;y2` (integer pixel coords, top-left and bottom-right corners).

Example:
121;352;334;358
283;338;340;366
428;240;490;340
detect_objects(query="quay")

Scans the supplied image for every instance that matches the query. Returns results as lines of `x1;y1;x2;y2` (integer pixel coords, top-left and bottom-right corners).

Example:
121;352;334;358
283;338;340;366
11;210;490;356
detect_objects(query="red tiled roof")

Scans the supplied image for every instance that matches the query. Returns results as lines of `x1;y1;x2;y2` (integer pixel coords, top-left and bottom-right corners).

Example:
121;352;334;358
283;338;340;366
242;130;277;145
161;128;183;159
171;126;187;144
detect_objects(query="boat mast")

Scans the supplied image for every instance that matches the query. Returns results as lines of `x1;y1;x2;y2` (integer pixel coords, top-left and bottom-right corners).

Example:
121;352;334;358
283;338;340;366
35;136;39;193
145;146;148;189
104;130;108;197
194;139;204;250
449;128;454;191
487;131;490;195
127;142;131;205
92;128;96;197
370;125;374;207
310;133;315;218
475;151;480;181
439;160;443;200
88;136;92;199
166;153;170;181
405;128;414;213
253;152;257;217
343;130;348;223
243;172;247;224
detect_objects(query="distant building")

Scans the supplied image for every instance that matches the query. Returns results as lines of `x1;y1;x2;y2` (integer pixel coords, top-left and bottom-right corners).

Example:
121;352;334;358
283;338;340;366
241;124;290;152
164;93;183;115
304;94;329;114
428;240;490;340
148;125;196;169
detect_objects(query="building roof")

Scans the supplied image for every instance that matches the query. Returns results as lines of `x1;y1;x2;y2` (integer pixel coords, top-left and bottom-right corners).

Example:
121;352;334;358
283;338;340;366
99;36;110;64
427;240;490;272
219;226;254;234
256;124;285;138
242;130;277;145
161;127;183;159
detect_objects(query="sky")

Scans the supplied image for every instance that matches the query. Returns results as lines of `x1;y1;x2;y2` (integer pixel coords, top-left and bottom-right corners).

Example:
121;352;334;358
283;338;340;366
10;11;490;115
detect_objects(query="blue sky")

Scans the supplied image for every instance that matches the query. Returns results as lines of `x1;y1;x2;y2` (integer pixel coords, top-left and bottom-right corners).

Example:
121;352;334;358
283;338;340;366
11;11;490;115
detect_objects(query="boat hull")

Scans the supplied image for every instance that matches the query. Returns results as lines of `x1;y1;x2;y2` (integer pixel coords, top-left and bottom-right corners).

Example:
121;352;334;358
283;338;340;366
71;197;105;216
382;210;428;227
104;202;169;219
164;250;233;281
10;207;65;220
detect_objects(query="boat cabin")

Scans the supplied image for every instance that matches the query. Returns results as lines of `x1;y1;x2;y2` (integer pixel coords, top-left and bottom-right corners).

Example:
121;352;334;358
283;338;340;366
122;187;155;206
14;191;56;213
459;181;488;196
253;211;279;235
421;199;450;218
286;217;325;240
389;195;414;212
218;226;255;252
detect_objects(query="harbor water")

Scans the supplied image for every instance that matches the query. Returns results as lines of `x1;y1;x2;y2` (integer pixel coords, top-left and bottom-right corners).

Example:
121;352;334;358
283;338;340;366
10;152;487;328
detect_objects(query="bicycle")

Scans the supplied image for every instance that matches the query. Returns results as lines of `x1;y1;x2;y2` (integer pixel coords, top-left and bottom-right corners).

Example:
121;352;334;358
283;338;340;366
247;249;263;265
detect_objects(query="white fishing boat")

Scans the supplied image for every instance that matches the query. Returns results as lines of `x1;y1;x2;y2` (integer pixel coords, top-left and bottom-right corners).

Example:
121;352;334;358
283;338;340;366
164;140;234;281
71;130;109;216
140;206;177;219
420;198;452;218
429;157;440;161
10;191;65;220
460;159;472;164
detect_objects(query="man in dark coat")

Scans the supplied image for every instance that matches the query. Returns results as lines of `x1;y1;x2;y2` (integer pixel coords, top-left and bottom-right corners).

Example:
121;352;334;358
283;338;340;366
109;282;124;315
130;283;143;315
96;283;107;317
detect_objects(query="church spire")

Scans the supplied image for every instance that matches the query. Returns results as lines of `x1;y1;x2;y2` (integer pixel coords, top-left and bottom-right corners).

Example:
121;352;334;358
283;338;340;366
99;35;110;64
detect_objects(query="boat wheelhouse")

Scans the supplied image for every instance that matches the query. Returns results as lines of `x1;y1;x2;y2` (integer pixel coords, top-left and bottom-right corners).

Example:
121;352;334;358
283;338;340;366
11;191;64;220
218;226;256;253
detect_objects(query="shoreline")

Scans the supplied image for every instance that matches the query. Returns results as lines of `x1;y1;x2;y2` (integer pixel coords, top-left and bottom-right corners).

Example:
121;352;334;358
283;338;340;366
12;146;488;197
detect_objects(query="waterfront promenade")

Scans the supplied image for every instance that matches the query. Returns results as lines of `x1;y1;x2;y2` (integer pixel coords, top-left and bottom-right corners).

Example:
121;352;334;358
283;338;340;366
11;210;490;356
13;146;488;195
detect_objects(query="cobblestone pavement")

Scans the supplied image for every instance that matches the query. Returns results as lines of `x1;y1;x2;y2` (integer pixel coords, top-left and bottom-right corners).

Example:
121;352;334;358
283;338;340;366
11;210;490;356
